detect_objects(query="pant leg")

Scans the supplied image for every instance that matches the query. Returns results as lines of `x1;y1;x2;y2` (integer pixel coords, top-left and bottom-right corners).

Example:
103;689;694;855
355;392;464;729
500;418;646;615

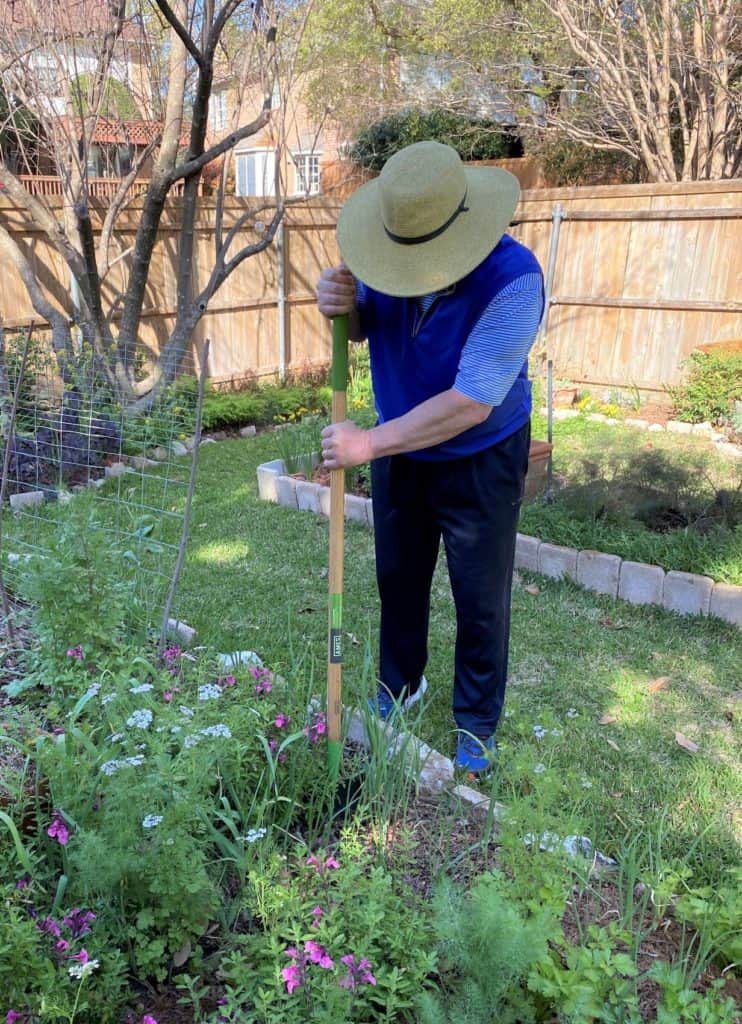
432;422;530;737
371;454;441;697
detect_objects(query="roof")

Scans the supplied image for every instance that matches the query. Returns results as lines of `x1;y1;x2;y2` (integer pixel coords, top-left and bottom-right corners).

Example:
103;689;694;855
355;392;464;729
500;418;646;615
0;0;146;43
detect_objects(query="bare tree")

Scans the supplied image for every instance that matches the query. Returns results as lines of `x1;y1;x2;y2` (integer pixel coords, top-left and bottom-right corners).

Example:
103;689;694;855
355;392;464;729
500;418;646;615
0;0;314;410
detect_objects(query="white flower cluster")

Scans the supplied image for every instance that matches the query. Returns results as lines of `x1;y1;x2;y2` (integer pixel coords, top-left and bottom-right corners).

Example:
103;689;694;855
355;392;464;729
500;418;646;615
566;708;579;718
101;693;116;706
100;754;145;776
198;684;222;701
126;708;153;729
179;705;195;718
533;725;546;739
242;827;267;843
85;683;102;698
183;723;232;749
142;814;164;829
68;958;100;979
534;763;546;774
130;682;154;694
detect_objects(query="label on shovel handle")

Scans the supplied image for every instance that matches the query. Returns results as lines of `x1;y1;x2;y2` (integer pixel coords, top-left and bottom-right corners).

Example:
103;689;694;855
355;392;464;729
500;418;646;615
329;594;343;663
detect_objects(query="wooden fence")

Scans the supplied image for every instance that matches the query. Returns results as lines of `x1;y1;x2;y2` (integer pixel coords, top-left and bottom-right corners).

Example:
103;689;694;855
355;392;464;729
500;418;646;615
0;179;740;392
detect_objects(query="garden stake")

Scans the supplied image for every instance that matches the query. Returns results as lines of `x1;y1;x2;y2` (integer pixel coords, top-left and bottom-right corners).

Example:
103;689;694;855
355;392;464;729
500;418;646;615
327;314;349;784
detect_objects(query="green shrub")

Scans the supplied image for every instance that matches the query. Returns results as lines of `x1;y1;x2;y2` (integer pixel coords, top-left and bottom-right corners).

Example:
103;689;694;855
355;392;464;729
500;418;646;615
351;107;519;172
670;350;742;425
202;381;331;432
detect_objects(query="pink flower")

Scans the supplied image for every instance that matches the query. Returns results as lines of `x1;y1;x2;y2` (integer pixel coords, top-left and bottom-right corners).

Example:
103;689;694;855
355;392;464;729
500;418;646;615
55;939;70;953
71;948;90;964
218;675;236;688
339;954;377;989
15;874;31;890
66;645;84;660
305;940;334;969
281;962;303;995
310;905;324;928
7;1010;25;1023
306;853;340;876
251;666;274;695
142;1017;158;1024
275;713;290;729
47;811;70;846
303;712;327;744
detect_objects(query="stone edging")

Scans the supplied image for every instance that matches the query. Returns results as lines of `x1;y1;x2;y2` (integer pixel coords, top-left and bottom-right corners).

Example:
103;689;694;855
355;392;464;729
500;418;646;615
545;408;742;459
257;458;742;628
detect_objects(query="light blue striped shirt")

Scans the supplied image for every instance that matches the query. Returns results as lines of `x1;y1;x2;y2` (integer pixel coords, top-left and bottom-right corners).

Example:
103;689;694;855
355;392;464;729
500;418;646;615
416;271;543;406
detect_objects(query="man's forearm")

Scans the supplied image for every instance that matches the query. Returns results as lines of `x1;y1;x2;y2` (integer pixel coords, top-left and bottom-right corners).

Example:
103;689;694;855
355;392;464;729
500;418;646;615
368;389;491;459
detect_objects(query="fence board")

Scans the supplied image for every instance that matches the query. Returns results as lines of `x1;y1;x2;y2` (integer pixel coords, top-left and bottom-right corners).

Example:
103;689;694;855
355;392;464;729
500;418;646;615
0;182;740;393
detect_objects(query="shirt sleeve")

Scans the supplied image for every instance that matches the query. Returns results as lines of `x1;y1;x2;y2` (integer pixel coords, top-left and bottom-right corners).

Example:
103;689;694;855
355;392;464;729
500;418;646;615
454;272;544;406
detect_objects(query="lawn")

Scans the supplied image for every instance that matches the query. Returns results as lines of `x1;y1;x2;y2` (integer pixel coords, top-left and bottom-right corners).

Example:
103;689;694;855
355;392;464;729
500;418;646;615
170;432;741;883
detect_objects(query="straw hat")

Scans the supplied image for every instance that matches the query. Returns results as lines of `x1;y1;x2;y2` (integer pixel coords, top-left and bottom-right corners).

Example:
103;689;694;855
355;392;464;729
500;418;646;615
337;140;520;298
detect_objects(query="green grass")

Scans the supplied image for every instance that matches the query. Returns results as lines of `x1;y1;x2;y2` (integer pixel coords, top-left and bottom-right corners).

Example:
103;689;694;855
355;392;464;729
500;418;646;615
141;433;741;887
524;413;742;584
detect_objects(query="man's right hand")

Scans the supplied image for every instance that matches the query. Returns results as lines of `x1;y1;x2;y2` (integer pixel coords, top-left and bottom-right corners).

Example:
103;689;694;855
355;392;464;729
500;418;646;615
317;264;357;319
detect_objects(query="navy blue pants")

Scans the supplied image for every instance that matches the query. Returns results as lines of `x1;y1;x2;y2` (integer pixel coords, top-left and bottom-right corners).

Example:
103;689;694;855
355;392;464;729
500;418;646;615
370;421;530;738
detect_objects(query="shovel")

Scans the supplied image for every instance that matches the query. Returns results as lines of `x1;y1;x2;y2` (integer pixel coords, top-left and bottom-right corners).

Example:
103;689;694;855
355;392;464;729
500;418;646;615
327;314;349;783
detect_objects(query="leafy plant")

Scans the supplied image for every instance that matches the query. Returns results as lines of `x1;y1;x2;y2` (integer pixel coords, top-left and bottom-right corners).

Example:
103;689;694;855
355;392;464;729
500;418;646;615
669;350;742;425
418;872;558;1024
351;107;519;171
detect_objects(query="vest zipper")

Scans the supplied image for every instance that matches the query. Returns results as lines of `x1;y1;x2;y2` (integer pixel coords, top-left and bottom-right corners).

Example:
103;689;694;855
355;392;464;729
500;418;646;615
411;286;455;339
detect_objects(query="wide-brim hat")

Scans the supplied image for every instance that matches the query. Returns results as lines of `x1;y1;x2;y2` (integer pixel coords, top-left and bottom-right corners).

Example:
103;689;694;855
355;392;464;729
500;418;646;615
337;140;520;297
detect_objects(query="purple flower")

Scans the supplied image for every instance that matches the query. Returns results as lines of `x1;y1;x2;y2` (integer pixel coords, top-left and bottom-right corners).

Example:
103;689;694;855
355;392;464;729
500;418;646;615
275;713;290;729
36;916;61;938
55;938;70;953
15;874;31;890
47;811;70;846
303;712;327;744
305;940;334;969
339;954;377;989
251;666;274;695
63;908;96;938
218;675;236;688
142;1016;158;1024
310;905;324;928
70;948;90;964
7;1010;26;1023
66;645;84;660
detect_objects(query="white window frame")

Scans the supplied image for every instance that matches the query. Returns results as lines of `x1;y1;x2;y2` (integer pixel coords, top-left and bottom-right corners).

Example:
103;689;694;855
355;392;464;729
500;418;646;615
292;151;321;196
210;90;228;131
235;148;276;197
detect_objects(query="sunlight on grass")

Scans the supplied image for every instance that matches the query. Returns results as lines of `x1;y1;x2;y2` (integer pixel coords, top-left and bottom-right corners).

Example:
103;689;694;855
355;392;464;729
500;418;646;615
193;539;251;564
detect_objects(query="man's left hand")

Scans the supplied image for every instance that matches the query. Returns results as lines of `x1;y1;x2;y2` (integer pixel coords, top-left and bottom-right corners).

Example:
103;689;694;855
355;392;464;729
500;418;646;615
321;420;374;469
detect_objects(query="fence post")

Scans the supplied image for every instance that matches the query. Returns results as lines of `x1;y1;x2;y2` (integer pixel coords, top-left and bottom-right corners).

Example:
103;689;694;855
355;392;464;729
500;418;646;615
277;220;287;380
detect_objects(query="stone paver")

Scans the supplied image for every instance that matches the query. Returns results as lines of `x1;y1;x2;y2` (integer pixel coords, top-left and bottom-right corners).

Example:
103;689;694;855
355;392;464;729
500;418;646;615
318;485;331;517
538;542;578;581
10;490;46;511
709;583;742;627
344;493;368;524
662;570;714;617
276;475;299;509
515;533;540;572
296;480;320;514
105;462;128;478
618;561;665;605
667;420;693;434
576;550;622;597
256;459;283;502
365;499;374;530
167;618;197;645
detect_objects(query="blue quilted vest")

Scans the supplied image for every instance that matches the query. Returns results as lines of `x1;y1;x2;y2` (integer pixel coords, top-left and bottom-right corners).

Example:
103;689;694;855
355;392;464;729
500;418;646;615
360;234;544;460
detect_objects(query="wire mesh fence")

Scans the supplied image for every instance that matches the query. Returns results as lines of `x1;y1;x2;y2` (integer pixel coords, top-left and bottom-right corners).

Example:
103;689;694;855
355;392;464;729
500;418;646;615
0;325;201;635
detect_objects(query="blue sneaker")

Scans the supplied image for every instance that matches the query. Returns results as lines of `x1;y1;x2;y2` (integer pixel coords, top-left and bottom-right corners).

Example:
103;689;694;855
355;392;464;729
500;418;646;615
456;733;497;774
368;677;428;722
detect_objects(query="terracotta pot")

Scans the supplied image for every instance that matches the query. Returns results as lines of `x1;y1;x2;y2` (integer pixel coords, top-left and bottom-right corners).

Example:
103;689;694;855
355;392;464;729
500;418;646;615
553;387;578;408
524;439;553;500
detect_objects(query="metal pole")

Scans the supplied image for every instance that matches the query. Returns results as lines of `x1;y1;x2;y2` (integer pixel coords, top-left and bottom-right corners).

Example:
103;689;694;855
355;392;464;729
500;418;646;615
537;204;564;497
276;221;287;380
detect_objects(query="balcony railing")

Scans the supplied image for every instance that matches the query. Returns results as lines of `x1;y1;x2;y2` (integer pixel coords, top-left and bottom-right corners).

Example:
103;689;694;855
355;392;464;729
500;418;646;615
16;176;200;198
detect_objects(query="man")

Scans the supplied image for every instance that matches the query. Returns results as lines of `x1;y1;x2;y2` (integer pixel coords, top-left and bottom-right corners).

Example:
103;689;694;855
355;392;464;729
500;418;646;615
316;141;544;774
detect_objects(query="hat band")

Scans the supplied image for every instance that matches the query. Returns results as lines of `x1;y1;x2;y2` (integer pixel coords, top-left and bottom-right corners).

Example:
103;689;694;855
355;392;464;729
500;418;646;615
384;191;469;246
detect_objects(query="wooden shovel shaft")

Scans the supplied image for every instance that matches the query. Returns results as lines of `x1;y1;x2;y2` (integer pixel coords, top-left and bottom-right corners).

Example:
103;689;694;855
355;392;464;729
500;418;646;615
327;315;348;780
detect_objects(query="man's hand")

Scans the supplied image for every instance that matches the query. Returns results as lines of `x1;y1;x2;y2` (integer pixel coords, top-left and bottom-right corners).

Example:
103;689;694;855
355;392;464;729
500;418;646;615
317;264;357;319
321;420;374;470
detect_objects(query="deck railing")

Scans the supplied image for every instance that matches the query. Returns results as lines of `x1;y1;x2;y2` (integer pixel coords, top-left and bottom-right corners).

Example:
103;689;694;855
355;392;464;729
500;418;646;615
17;176;199;197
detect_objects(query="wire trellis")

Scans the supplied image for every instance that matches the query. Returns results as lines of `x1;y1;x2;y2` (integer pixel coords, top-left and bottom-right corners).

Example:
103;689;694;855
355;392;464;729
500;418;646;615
0;324;202;633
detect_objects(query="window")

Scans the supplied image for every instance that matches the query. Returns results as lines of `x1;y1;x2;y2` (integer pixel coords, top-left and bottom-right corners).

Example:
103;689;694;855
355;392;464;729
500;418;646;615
210;91;227;131
293;152;321;196
235;149;276;197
